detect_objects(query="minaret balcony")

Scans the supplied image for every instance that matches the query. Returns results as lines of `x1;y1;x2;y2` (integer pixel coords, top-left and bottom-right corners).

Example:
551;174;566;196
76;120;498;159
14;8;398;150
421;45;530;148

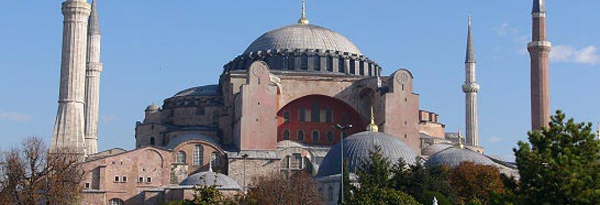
462;83;480;93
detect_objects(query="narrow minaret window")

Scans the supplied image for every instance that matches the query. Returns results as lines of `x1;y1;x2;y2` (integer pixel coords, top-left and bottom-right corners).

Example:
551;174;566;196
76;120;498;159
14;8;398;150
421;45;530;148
84;0;103;155
462;16;480;146
51;0;92;157
528;0;552;130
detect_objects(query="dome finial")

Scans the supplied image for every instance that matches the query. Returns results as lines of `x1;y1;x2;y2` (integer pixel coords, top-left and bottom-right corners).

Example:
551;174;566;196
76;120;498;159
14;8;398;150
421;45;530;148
457;129;464;149
366;106;379;132
298;0;310;25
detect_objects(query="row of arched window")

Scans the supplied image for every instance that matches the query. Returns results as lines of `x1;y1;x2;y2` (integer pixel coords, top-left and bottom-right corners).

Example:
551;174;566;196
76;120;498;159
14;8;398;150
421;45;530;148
282;129;335;142
176;145;221;168
281;103;336;123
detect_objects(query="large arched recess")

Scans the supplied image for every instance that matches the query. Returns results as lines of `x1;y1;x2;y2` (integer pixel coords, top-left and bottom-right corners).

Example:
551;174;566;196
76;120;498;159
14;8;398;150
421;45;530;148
277;95;366;145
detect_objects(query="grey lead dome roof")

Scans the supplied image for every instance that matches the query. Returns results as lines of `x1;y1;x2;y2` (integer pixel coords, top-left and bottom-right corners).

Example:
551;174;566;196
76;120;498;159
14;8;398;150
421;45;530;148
244;24;362;55
174;85;221;97
180;172;241;190
316;131;417;178
425;147;496;168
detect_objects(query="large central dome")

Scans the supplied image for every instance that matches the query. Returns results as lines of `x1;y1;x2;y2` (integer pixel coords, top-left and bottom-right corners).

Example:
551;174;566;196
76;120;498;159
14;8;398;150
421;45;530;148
244;24;362;55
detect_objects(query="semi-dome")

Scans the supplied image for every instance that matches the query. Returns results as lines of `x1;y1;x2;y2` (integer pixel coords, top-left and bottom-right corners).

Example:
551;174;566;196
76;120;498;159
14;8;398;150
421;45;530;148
180;172;241;190
244;24;361;55
166;134;220;150
174;84;221;97
316;131;417;178
421;143;453;156
425;147;495;168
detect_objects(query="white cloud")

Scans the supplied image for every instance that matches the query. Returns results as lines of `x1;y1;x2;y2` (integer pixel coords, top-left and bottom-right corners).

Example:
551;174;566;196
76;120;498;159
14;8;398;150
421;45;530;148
493;22;518;37
0;111;33;122
488;136;502;143
101;114;119;124
550;45;600;65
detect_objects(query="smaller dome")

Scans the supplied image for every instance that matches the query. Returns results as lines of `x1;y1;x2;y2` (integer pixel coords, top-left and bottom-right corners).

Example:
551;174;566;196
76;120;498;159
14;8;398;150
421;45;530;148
145;103;159;111
316;131;417;178
174;85;222;97
180;172;241;190
425;147;495;168
421;143;453;156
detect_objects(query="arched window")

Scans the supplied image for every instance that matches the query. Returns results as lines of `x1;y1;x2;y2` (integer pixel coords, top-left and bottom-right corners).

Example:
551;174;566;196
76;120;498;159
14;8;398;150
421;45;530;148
177;151;186;163
325;107;333;123
301;54;308;70
108;198;124;205
291;153;302;169
349;59;356;74
282;111;291;123
326;131;334;142
313;55;321;71
359;62;365;75
297;130;305;141
280;155;290;169
311;102;320;122
288;56;295;70
328;186;334;201
338;58;345;73
327;56;334;72
211;152;220;169
149;137;155;146
312;130;320;143
298;108;306;122
193;145;203;166
283;129;290;140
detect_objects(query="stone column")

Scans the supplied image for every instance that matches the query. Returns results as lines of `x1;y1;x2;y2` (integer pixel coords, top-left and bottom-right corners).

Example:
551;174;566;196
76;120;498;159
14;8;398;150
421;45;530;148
51;0;91;156
84;0;102;155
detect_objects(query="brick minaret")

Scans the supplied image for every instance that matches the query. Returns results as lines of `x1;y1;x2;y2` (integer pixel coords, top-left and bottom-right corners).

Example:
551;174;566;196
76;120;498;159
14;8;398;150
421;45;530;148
84;0;102;155
51;0;91;156
528;0;552;130
462;16;480;146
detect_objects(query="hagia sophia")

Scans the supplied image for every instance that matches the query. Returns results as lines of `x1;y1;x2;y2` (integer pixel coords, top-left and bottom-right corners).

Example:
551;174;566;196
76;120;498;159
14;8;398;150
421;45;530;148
49;0;551;204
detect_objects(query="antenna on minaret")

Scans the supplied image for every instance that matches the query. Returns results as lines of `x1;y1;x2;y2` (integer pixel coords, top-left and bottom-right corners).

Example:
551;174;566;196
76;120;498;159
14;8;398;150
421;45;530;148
298;0;310;25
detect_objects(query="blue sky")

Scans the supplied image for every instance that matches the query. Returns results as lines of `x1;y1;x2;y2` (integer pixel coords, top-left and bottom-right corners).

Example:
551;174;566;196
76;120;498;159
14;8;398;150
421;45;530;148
1;1;599;161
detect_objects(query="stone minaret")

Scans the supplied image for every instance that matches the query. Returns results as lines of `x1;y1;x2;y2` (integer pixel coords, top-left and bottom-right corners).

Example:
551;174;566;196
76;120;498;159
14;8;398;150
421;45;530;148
84;0;102;155
528;0;552;130
51;0;91;155
462;16;480;146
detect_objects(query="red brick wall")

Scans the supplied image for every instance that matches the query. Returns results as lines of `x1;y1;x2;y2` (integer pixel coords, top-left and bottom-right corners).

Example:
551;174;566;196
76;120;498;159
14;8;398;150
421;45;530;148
277;95;365;145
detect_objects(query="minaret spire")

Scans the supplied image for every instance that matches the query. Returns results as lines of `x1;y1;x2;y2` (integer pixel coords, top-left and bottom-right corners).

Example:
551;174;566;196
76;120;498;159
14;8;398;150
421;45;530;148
366;106;379;132
52;0;92;157
84;0;103;155
462;16;480;146
529;0;551;130
298;0;310;25
457;129;465;149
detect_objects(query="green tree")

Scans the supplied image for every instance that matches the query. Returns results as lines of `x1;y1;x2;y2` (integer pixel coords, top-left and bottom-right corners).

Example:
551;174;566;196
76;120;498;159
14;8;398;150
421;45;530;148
392;162;459;205
514;110;600;204
347;146;421;205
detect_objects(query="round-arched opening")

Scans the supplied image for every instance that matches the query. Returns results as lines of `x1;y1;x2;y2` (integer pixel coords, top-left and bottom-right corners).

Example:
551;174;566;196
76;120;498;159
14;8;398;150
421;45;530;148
277;95;365;145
